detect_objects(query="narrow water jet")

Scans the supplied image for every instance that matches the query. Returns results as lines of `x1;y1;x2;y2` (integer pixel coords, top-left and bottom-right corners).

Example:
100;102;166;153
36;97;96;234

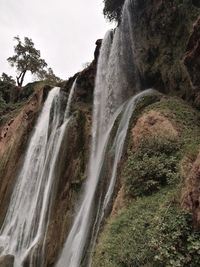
64;78;77;119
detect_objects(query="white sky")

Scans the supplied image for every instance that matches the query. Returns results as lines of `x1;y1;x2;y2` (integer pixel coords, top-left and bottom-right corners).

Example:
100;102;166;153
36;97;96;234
0;0;113;83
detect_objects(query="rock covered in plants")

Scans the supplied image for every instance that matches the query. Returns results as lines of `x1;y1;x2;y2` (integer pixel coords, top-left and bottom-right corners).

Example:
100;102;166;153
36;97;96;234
92;95;200;267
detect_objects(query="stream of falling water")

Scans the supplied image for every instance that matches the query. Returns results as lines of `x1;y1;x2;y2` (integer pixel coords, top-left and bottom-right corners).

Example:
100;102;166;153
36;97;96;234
56;0;154;266
0;82;76;267
0;0;154;265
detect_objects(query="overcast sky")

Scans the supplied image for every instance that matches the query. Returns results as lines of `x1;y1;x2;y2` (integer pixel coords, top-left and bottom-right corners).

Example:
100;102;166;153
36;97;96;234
0;0;113;83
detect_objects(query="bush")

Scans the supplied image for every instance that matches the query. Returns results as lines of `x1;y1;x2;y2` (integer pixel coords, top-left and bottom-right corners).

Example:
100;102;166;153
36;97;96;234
93;191;200;267
151;208;200;267
124;137;180;197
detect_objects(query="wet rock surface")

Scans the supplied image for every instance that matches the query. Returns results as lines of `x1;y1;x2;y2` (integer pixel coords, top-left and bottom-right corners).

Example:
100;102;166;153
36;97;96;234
119;0;200;105
0;85;48;227
0;255;14;267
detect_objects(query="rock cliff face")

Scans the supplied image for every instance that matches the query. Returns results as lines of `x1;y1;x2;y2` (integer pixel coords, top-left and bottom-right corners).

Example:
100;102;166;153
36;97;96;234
131;1;200;104
0;254;14;267
43;99;92;267
0;84;50;226
104;0;200;105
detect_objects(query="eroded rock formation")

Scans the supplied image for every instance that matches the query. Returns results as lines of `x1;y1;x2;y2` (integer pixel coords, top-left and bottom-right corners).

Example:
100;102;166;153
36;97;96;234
0;84;50;226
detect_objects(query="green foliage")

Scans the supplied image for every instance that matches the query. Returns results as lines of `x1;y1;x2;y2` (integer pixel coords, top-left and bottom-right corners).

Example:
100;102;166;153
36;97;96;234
0;74;30;126
145;98;200;131
0;73;16;103
151;208;200;267
123;97;200;198
0;72;15;85
37;67;62;85
93;96;200;267
7;36;47;87
145;97;200;157
124;138;180;197
93;190;200;267
0;96;7;109
0;81;40;125
0;100;25;125
103;0;125;21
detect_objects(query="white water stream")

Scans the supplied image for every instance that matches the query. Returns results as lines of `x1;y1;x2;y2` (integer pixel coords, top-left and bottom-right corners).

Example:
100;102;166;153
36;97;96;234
0;0;155;265
0;83;76;267
56;0;154;266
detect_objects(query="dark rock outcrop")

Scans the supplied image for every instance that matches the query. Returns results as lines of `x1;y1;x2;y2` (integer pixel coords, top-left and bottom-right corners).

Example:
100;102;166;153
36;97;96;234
106;0;200;106
0;255;14;267
94;39;102;63
129;1;200;103
62;39;102;103
43;105;92;267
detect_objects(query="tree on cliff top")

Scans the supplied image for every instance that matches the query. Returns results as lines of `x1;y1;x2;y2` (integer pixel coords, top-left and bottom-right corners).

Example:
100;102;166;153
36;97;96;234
7;36;47;87
37;67;62;85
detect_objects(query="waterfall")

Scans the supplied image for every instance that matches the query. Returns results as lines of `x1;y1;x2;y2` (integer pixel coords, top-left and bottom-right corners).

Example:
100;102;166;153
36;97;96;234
56;87;155;267
56;0;152;266
0;83;76;267
64;78;77;119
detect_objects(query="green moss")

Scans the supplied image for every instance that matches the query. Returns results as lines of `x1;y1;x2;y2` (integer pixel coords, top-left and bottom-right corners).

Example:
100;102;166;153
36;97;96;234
145;97;200;156
93;189;200;267
0;100;26;126
123;96;200;197
145;98;200;129
0;96;7;110
0;81;45;126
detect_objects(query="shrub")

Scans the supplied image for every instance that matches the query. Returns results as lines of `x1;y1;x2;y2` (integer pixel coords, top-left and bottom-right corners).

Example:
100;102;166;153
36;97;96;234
93;191;200;267
151;208;200;267
124;137;181;197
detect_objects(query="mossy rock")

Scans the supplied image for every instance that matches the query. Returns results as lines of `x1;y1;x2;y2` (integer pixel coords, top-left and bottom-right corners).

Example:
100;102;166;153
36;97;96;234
92;189;200;267
92;96;200;267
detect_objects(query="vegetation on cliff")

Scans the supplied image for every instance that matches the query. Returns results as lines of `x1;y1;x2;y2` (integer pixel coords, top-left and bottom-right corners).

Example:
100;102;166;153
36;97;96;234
7;36;48;87
7;36;61;87
92;96;200;267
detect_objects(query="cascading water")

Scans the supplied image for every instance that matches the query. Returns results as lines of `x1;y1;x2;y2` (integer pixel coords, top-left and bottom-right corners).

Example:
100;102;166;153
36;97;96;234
56;0;153;266
0;83;76;267
64;78;76;119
